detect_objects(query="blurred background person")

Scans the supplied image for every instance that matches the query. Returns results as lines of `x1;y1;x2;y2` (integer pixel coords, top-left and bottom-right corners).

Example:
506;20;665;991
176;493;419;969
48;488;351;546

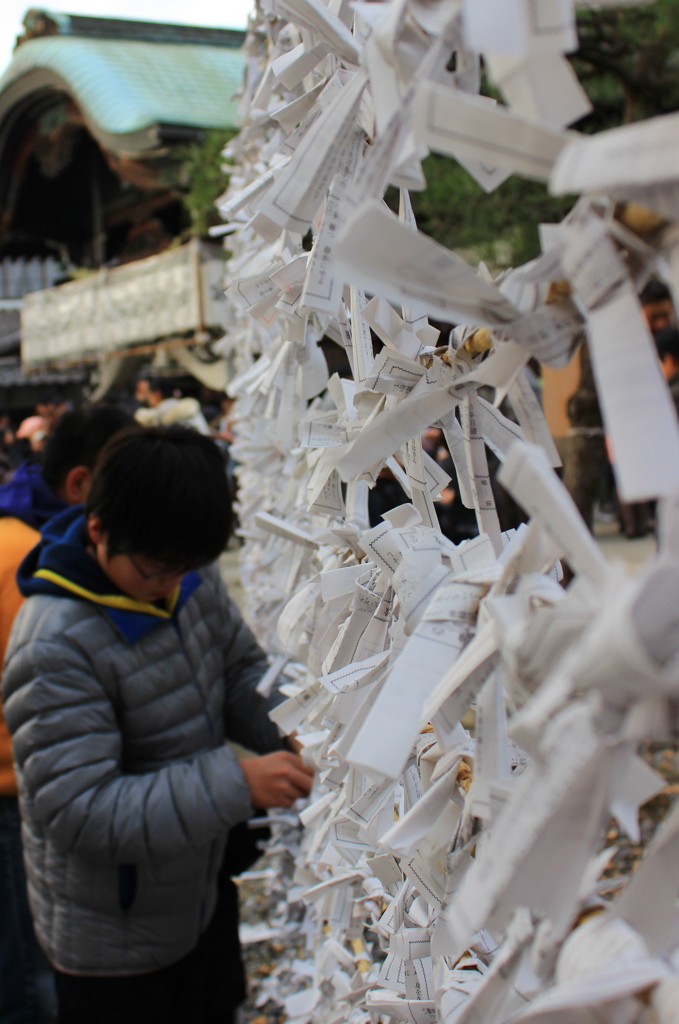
0;415;15;485
135;377;210;434
367;428;479;542
0;414;14;451
561;339;609;533
15;415;47;454
422;427;479;542
211;395;237;497
134;378;151;409
656;324;679;417
604;282;673;538
640;279;675;338
35;392;69;434
215;397;235;444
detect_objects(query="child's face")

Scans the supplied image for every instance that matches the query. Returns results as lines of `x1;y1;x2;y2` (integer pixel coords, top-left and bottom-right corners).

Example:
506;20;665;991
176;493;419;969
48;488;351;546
87;516;184;604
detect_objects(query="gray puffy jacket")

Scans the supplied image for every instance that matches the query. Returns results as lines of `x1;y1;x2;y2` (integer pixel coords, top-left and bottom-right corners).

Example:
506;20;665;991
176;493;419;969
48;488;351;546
2;566;283;975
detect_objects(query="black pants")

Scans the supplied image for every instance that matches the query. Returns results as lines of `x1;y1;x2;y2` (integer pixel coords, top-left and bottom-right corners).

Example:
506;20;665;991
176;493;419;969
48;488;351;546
55;870;246;1024
0;796;57;1023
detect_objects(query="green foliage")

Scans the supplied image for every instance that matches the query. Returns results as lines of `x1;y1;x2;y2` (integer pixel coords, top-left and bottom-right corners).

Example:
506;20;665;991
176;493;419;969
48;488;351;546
387;160;574;268
574;0;679;128
392;1;679;268
178;129;235;237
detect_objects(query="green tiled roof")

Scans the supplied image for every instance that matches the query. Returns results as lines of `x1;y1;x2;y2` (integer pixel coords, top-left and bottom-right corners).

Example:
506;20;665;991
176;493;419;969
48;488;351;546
0;34;244;138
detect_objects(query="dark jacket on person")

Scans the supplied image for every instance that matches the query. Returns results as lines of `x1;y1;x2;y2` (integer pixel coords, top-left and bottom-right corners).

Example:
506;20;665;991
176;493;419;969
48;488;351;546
668;370;679;420
2;507;283;976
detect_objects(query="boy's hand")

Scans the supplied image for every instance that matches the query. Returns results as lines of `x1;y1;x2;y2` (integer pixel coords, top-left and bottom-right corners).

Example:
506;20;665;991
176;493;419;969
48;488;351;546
240;751;314;809
286;732;304;755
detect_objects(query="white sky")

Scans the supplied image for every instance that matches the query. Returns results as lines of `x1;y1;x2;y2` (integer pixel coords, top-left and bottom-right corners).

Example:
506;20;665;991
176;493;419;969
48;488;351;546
0;0;254;76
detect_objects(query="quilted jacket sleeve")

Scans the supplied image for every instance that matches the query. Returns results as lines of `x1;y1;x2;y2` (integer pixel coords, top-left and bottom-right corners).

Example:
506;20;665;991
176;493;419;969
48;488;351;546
214;571;287;754
2;636;253;864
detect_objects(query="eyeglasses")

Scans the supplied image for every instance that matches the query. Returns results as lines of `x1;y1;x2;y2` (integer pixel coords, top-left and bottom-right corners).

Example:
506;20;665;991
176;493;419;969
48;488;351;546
128;555;185;582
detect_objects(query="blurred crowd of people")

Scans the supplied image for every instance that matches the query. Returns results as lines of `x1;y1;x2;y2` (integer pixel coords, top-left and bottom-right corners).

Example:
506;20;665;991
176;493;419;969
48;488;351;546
0;378;237;489
0;395;71;483
3;278;679;551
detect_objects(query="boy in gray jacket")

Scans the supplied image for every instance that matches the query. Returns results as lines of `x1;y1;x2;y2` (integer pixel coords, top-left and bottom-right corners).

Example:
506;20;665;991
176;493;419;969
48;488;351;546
2;425;312;1023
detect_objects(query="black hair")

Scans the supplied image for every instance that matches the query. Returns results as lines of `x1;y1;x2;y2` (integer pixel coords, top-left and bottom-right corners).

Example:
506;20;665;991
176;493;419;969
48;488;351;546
37;389;63;407
656;325;679;363
85;425;232;567
640;279;672;306
147;377;177;400
41;405;133;491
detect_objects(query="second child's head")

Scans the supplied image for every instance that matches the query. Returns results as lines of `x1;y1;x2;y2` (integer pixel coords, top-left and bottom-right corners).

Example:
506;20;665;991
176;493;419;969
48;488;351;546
42;404;133;503
85;425;231;603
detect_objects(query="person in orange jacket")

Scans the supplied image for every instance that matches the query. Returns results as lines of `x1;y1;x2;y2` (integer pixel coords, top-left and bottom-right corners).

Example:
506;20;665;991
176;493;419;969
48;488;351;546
0;404;131;1024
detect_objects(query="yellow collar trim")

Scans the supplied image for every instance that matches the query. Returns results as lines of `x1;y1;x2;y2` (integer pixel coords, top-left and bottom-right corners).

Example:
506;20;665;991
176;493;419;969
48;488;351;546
33;569;180;618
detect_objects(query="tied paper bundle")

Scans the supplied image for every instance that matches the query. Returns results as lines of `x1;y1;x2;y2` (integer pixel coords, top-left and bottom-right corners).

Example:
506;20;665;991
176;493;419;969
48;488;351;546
216;2;679;1024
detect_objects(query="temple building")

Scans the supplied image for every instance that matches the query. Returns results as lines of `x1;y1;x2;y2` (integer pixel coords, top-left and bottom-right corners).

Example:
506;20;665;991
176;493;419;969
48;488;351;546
0;8;244;410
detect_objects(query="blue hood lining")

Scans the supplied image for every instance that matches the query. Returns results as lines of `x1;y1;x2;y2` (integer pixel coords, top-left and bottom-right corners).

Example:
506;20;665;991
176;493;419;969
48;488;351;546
17;507;202;643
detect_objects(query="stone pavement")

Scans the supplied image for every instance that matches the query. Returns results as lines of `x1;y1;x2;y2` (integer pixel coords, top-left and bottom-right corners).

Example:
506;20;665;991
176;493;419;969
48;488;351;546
594;519;656;569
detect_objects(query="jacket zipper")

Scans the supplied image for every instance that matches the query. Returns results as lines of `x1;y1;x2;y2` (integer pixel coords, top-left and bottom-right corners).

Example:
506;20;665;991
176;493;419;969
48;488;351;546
173;619;214;738
173;618;219;940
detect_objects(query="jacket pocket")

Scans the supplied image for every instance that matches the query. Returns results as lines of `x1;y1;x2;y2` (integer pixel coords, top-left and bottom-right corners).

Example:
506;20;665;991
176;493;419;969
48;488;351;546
118;864;137;911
